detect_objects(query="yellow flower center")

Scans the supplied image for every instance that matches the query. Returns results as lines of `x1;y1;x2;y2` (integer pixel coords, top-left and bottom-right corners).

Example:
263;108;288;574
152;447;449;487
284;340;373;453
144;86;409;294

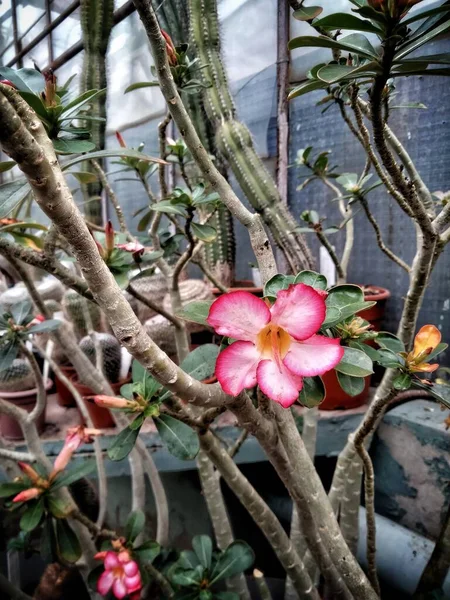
256;324;291;360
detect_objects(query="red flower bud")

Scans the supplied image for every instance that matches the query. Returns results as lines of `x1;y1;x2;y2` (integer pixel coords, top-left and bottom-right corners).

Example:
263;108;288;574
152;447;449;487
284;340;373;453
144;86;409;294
12;487;41;503
116;131;127;148
161;29;178;66
105;220;115;254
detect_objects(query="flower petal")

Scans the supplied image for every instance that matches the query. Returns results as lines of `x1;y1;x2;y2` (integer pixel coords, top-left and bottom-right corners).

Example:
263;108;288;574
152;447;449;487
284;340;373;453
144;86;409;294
97;570;115;595
207;292;270;342
283;335;344;377
113;577;128;599
256;359;303;408
125;573;142;593
270;284;326;341
216;341;260;396
413;325;441;357
104;551;120;570
123;560;139;577
411;362;439;373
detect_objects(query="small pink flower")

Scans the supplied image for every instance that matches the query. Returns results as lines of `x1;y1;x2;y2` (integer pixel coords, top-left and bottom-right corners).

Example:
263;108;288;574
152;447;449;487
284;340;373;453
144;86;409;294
97;550;142;599
116;242;145;256
207;284;344;407
12;487;42;503
52;426;102;474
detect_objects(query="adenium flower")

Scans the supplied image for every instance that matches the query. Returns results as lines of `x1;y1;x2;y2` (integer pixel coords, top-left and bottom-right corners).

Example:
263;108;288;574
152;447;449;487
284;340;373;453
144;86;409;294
53;426;102;474
207;284;344;407
116;242;145;256
401;324;441;373
95;550;142;599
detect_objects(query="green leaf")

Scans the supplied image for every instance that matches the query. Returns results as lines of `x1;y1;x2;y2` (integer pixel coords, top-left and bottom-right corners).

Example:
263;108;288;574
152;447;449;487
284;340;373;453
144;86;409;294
293;6;323;20
210;541;255;584
51;460;96;490
0;161;16;173
215;594;239;600
131;359;161;399
20;497;44;532
264;274;295;298
150;200;188;216
323;285;375;327
70;171;98;184
0;67;44;94
294;270;327;290
55;519;81;563
376;348;403;369
192;535;213;569
0;342;19;372
288;80;327;100
335;347;373;377
120;383;135;400
375;332;405;353
27;319;61;334
61;148;166;170
176;300;213;327
125;509;145;543
61;88;106;116
53;138;97;155
40;518;56;563
337;372;366;396
0;481;27;498
11;300;32;324
395;19;450;61
299;376;325;408
169;566;204;587
191;222;217;243
124;81;160;93
180;345;219;382
348;340;380;362
134;540;160;563
47;495;71;519
313;13;382;33
108;425;142;462
288;34;379;61
179;549;201;570
401;4;450;27
427;342;448;361
154;414;200;460
316;61;380;83
0;181;30;218
393;373;412;391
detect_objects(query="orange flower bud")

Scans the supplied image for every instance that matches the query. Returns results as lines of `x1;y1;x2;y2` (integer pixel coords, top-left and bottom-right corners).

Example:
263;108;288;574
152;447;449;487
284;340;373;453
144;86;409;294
12;487;41;503
18;462;41;484
42;69;57;108
105;220;115;253
161;29;177;66
94;395;136;409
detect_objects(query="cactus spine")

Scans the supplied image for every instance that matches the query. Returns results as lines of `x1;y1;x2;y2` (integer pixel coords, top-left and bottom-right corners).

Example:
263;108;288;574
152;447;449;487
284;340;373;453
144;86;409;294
79;333;122;384
62;290;103;340
80;0;114;224
189;0;314;272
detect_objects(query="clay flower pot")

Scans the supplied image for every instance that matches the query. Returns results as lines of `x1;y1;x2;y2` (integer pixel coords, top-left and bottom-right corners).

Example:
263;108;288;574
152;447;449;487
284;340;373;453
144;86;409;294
70;376;130;429
359;285;391;331
55;365;77;407
0;378;52;440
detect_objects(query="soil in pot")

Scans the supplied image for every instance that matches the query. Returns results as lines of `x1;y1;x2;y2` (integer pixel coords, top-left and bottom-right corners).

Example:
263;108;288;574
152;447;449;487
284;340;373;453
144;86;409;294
0;378;52;440
320;369;371;411
70;376;130;429
212;279;263;298
55;365;77;408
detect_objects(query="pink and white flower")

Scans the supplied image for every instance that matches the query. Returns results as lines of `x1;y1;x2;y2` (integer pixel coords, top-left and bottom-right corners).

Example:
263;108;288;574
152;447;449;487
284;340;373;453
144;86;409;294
96;550;142;599
207;284;344;407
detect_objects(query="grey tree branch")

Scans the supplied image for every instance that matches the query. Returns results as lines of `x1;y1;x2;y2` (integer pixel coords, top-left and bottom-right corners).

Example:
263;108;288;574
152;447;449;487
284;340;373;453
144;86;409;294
91;159;131;238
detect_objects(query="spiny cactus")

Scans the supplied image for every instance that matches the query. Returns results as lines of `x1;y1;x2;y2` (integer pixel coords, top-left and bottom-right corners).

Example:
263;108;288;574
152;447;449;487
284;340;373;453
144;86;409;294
0;359;35;392
130;272;168;323
0;284;29;311
79;332;122;384
80;0;114;224
43;299;62;316
62;290;103;340
189;0;314;272
145;314;178;357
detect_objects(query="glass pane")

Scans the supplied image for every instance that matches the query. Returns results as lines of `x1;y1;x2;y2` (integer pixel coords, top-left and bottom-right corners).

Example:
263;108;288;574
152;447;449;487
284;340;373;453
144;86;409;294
16;0;46;39
52;5;81;62
0;0;14;62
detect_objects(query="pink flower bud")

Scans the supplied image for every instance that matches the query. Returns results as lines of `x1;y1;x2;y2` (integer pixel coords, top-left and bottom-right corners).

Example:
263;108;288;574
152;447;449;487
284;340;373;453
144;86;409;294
1;79;16;88
94;395;135;409
105;221;115;253
116;131;127;148
12;487;41;503
18;462;41;484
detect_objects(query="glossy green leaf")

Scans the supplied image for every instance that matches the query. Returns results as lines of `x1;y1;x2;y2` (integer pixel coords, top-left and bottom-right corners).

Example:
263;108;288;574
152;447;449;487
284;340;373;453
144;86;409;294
0;181;30;218
293;6;323;20
134;540;160;563
401;4;450;27
61;148;166;169
124;81;160;93
70;171;98;184
179;549;201;570
47;495;71;519
180;344;219;382
154;414;199;460
51;460;96;490
395;19;450;60
210;541;255;584
19;91;50;122
125;509;145;543
170;565;204;587
40;518;56;563
132;359;162;399
348;340;380;362
288;80;327;100
191;222;217;243
264;274;295;299
294;270;327;290
150;200;188;217
0;342;19;372
176;300;213;327
56;519;81;563
375;332;405;353
0;161;16;173
337;372;366;396
0;481;27;498
288;34;379;61
11;299;32;324
53;138;96;154
313;13;382;33
427;342;448;361
108;425;141;461
316;61;380;83
393;373;412;391
0;67;44;94
61;88;106;116
20;497;44;532
376;348;403;369
299;376;325;408
335;347;373;377
192;535;213;569
27;319;61;334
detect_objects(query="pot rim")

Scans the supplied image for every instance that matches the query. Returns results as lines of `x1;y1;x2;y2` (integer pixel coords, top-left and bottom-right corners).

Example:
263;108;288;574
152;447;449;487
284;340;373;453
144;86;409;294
0;377;52;399
359;284;391;301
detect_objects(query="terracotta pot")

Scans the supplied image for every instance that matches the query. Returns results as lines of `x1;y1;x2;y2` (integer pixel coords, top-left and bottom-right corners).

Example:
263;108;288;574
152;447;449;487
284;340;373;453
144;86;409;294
359;285;391;331
70;376;130;429
55;365;76;407
320;369;371;411
0;378;52;440
212;279;263;298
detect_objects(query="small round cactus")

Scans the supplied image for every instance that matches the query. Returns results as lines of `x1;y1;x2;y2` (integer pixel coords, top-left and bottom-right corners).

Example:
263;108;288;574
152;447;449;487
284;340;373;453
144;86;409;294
44;299;62;316
0;359;35;392
130;272;168;323
79;333;122;384
144;314;177;357
62;290;103;340
0;284;29;311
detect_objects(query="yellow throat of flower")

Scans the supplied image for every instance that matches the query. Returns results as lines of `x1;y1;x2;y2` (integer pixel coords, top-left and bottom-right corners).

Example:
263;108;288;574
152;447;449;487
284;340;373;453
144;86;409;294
256;324;291;361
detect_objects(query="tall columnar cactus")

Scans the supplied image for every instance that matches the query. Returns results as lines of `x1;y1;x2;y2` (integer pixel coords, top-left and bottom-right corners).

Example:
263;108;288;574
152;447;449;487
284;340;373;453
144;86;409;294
189;0;314;272
79;333;122;384
155;0;236;287
80;0;115;225
62;290;103;340
0;359;35;392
